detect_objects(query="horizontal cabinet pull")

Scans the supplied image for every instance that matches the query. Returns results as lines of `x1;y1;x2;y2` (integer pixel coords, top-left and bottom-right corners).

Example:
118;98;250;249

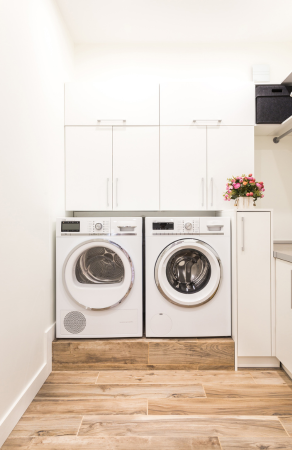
97;119;126;122
193;119;222;123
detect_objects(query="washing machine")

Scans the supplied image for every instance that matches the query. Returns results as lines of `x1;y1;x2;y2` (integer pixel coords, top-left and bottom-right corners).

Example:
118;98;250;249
56;217;142;338
145;217;231;337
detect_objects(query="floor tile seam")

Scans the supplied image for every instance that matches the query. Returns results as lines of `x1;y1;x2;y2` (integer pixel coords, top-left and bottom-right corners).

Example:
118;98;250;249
278;417;292;437
76;415;84;436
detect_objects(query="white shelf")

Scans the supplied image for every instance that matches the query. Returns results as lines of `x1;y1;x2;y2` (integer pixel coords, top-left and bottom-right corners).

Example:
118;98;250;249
254;115;292;137
282;72;292;86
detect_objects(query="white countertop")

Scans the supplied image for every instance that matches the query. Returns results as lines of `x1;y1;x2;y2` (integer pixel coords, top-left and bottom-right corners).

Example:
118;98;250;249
273;244;292;263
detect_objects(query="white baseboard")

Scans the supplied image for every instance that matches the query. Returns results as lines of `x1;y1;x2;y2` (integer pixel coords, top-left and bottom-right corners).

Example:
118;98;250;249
0;323;55;447
238;356;280;368
282;363;292;380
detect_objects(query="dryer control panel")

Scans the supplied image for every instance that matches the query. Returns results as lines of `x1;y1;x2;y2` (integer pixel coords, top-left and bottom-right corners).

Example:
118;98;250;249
57;217;142;237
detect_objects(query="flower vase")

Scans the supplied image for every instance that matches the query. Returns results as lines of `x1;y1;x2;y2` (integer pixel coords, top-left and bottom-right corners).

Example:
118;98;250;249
234;197;255;209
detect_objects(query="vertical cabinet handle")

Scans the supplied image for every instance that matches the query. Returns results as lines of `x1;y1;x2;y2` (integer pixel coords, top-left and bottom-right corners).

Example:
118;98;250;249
116;178;118;207
241;217;244;251
107;178;109;207
201;178;204;207
291;271;292;309
211;178;213;207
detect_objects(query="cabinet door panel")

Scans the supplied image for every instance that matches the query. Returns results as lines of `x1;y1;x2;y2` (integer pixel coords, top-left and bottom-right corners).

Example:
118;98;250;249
237;212;271;357
65;127;112;211
160;126;206;210
160;81;254;126
207;126;254;210
113;127;159;211
65;82;159;126
276;259;292;373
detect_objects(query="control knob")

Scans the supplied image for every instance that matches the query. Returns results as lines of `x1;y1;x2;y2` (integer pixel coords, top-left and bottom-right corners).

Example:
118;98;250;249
95;223;102;231
185;222;192;231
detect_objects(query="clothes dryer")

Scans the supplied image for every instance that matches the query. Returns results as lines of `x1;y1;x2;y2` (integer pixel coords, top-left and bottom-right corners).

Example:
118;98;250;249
56;217;142;338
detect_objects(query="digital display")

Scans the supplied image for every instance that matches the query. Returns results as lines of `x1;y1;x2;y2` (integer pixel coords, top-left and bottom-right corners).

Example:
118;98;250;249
61;221;80;232
153;222;174;230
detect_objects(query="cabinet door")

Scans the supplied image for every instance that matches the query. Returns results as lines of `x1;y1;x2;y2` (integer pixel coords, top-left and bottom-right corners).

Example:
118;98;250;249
65;82;159;126
160;126;206;210
207;126;254;210
160;81;254;126
113;127;159;211
237;212;271;357
65;127;112;211
276;259;292;373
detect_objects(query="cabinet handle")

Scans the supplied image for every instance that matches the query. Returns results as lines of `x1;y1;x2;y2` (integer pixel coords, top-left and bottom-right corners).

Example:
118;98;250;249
211;178;213;207
242;217;244;251
201;178;204;207
291;271;292;309
97;119;126;123
116;178;118;207
107;178;109;207
193;119;222;123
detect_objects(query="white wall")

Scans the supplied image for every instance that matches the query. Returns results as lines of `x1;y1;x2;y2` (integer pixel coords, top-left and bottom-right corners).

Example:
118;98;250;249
255;136;292;241
73;42;292;83
0;0;73;445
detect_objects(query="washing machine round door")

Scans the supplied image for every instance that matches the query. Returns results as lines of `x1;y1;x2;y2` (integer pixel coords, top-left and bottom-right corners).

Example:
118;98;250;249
63;239;134;310
155;239;221;307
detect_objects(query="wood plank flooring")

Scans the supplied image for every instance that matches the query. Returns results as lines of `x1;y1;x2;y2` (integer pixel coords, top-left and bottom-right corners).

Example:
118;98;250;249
3;368;292;449
52;338;235;370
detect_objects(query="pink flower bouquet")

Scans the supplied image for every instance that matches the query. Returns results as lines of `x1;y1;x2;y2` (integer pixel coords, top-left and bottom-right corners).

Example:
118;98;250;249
223;174;265;202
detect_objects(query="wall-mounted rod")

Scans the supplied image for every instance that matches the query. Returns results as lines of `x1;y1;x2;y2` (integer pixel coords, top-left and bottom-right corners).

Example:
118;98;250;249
273;127;292;143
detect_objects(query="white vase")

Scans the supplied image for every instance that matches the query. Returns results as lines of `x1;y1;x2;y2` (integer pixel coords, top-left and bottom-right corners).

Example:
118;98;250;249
235;197;255;209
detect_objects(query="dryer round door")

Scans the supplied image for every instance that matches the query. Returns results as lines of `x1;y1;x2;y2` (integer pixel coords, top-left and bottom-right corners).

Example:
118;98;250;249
63;239;134;310
155;239;221;307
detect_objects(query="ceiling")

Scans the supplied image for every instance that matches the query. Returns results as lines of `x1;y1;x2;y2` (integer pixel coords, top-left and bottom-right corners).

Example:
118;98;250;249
56;0;292;44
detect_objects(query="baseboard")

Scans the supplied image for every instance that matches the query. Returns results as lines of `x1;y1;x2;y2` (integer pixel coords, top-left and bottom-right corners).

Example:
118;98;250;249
238;356;280;368
281;362;292;380
0;323;55;447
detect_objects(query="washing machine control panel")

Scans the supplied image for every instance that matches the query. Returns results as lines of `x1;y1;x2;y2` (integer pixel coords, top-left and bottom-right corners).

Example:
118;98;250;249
151;218;200;235
59;218;110;235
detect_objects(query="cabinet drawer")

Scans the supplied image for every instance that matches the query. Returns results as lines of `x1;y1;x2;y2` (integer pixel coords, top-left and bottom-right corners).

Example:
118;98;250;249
65;82;159;126
160;81;254;125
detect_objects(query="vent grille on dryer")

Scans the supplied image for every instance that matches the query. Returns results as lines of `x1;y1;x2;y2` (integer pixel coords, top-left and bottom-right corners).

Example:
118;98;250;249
64;311;86;334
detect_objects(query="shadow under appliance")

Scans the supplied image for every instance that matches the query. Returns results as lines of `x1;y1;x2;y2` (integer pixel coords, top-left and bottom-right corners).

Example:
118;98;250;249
56;217;142;338
145;217;231;337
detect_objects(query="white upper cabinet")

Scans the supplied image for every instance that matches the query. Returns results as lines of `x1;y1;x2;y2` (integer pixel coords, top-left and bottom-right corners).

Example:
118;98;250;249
207;126;254;210
237;211;271;357
65;82;159;126
113;127;159;211
66;127;112;211
160;81;255;125
160;126;207;210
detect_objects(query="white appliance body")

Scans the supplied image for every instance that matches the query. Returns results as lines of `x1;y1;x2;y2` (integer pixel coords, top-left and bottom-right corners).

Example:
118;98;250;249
145;217;231;337
56;217;143;338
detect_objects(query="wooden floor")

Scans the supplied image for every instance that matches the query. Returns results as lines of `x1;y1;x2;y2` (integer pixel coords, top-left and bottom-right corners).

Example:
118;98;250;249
3;368;292;449
52;337;235;370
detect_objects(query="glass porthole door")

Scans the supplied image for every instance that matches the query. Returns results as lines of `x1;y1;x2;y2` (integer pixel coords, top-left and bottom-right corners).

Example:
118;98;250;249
155;239;221;306
63;239;134;310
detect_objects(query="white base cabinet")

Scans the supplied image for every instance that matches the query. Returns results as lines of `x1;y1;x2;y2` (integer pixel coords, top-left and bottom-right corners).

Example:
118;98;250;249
237;211;272;357
276;259;292;374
